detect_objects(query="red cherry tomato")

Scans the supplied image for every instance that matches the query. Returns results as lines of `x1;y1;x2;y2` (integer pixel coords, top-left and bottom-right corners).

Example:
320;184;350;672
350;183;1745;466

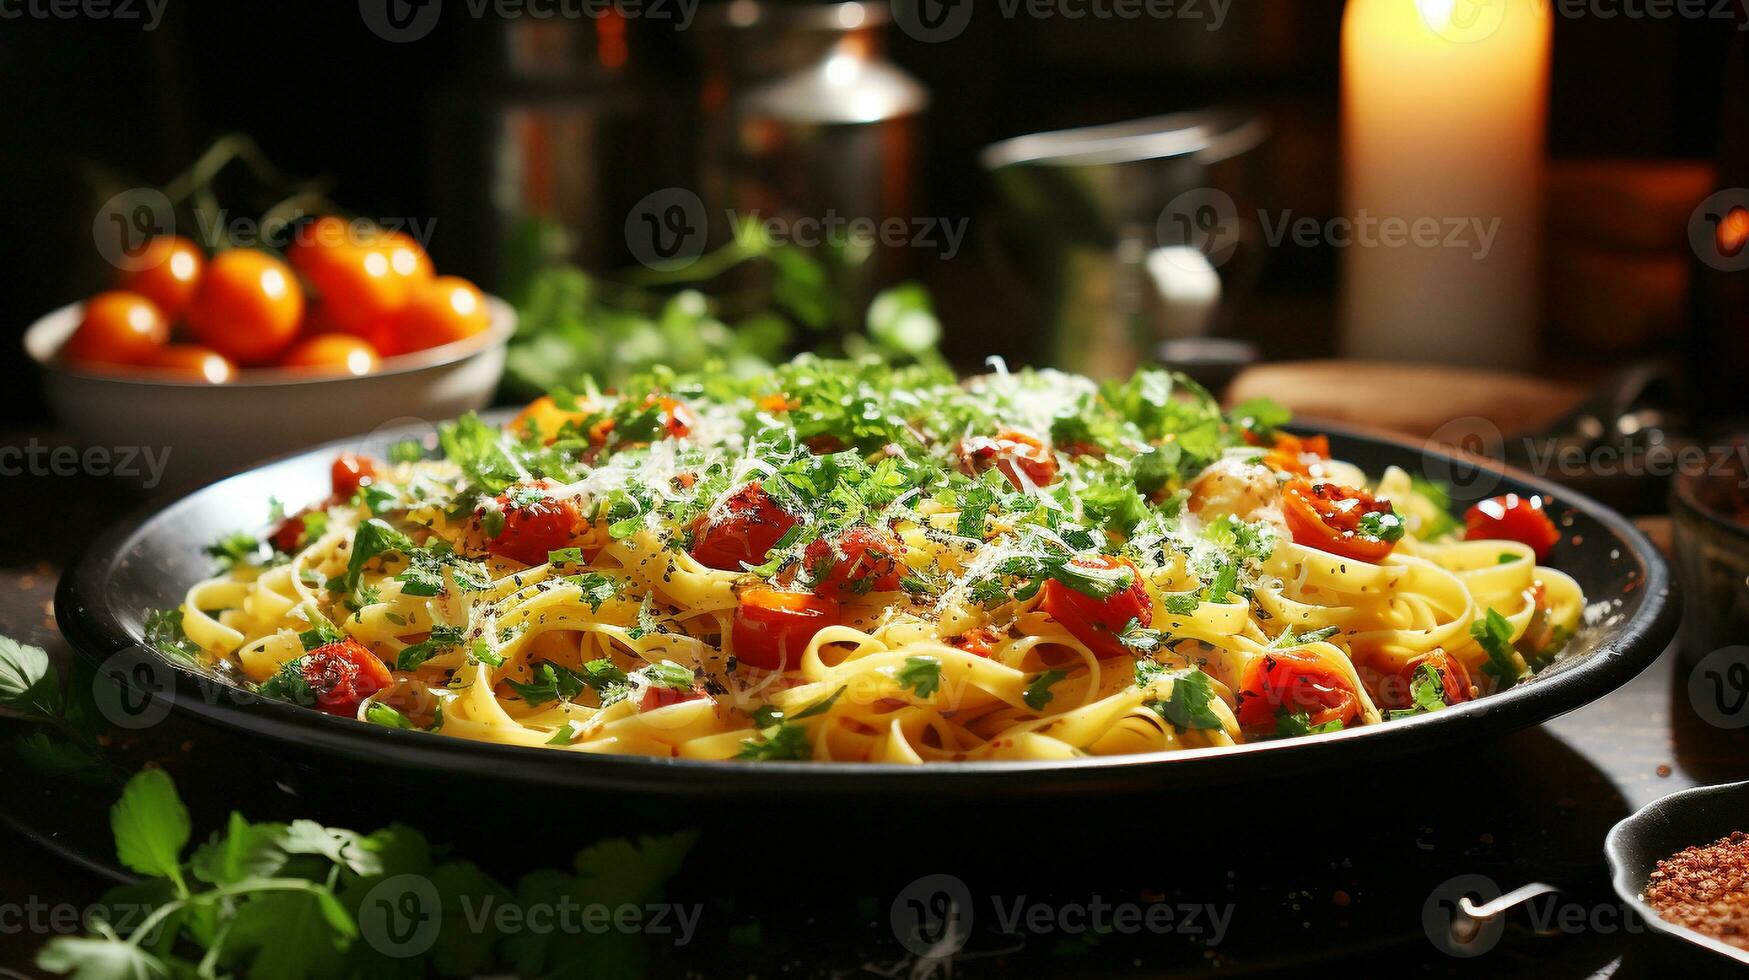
1376;649;1474;711
952;627;1004;659
282;334;381;376
185;249;304;365
380;276;490;356
1463;494;1560;561
297;637;394;717
653;397;696;440
959;430;1060;490
1235;649;1361;733
639;684;706;711
63;291;169;366
803;524;906;598
731;587;841;671
485;483;584;566
145;344;237;383
378;230;435;285
297;240;410;337
269;514;307;554
117;236;205;319
689;483;798;571
1281;478;1403;564
331;453;380;499
1036;555;1152;659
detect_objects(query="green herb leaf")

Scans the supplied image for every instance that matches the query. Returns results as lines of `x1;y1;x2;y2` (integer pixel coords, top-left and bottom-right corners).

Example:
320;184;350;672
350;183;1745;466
110;769;189;884
1023;669;1069;711
895;657;942;699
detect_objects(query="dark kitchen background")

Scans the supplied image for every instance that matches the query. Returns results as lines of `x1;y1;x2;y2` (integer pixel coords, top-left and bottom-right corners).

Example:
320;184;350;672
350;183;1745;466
0;0;1738;423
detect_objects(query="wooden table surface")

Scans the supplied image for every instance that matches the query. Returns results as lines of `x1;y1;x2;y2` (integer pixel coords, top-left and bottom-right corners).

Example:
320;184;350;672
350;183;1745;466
0;444;1744;977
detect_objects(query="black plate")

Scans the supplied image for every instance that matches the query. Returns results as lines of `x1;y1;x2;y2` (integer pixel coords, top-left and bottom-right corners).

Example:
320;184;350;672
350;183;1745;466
1605;780;1749;966
54;419;1680;801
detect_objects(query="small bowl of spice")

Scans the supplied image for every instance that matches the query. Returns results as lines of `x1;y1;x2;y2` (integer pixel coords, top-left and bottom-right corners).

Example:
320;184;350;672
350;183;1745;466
1606;780;1749;966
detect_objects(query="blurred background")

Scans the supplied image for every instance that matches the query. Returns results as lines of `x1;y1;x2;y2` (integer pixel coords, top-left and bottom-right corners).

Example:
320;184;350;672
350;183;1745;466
1;0;1745;509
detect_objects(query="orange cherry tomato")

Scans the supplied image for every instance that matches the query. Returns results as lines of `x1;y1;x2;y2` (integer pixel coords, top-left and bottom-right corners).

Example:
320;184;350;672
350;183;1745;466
732;587;841;671
331;453;380;499
689;483;798;572
63;291;170;366
952;626;1004;659
117;236;204;319
379;276;490;356
185;249;304;365
1235;649;1361;733
145;344;237;383
1036;555;1152;659
1281;478;1403;564
511;396;590;444
1463;494;1560;561
1250;431;1331;477
298;241;410;337
804;524;907;598
296;637;394;717
484;482;585;567
378;230;434;285
959;430;1059;490
282;334;381;376
1375;649;1474;712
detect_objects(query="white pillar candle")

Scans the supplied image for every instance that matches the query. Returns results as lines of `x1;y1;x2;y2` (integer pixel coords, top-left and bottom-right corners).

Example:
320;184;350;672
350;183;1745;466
1339;0;1551;368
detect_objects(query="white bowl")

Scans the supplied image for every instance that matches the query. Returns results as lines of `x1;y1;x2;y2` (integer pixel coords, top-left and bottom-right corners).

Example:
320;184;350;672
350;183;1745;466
24;298;516;491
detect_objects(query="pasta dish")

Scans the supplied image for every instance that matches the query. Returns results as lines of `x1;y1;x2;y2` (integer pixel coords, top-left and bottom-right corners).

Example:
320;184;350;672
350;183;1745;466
157;357;1583;763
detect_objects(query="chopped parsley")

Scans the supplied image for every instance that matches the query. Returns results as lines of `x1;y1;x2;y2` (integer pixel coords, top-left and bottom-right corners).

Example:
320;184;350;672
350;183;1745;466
1023;669;1069;711
1471;608;1524;684
895;656;942;699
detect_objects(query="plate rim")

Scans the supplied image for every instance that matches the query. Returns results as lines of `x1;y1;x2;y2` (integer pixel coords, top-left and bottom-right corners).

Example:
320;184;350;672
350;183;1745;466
53;416;1681;796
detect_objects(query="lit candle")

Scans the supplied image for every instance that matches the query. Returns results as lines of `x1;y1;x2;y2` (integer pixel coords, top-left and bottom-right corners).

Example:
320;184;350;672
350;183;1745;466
1340;0;1551;368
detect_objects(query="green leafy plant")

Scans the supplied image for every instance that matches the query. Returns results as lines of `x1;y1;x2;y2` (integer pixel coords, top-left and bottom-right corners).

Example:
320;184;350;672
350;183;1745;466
0;636;116;782
35;769;699;979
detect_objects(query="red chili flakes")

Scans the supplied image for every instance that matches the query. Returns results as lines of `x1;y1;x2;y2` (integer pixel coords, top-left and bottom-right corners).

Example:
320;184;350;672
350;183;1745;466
1643;830;1749;949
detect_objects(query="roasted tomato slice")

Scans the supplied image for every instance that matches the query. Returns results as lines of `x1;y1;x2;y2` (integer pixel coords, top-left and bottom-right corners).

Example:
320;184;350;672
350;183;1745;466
1282;478;1403;564
1235;649;1361;732
298;638;394;717
803;524;907;598
952;627;1005;659
959;430;1060;490
331;453;380;499
1375;649;1473;711
1037;555;1151;659
689;483;798;571
485;482;585;566
640;684;707;711
1247;431;1331;477
731;587;841;671
1464;494;1560;560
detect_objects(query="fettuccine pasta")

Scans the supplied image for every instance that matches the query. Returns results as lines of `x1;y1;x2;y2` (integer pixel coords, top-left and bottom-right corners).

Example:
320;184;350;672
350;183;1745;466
159;357;1583;763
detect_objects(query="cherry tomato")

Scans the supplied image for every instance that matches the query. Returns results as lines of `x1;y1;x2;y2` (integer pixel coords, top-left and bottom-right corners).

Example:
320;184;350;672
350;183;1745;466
145;344;237;383
1281;478;1403;564
689;483;798;571
653;397;696;440
269;514;307;553
297;240;410;337
511;396;589;444
378;230;434;285
1037;555;1152;659
639;684;706;711
959;430;1059;490
63;291;169;366
1235;649;1361;732
331;453;380;499
1464;494;1560;561
288;215;357;270
282;334;381;376
185;249;304;365
1377;649;1473;711
484;483;584;566
732;587;841;671
1250;431;1330;477
804;524;907;598
117;236;204;319
297;637;393;717
380;276;490;356
952;626;1004;658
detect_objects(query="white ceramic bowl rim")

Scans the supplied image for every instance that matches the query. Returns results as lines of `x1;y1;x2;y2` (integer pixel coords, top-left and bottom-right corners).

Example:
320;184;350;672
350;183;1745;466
24;296;517;389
